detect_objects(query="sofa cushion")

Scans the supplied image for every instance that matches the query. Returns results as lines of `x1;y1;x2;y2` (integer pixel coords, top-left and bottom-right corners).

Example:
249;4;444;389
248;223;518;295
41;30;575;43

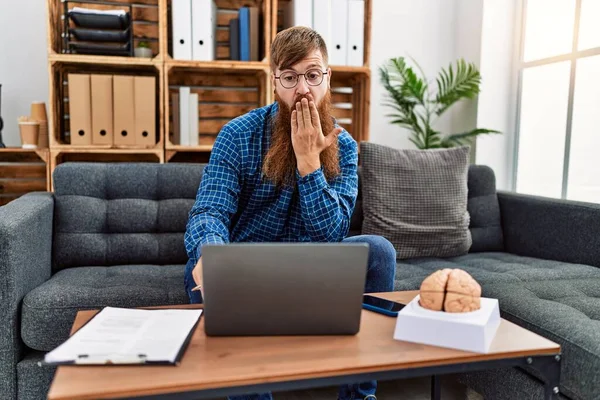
395;252;600;290
458;365;569;400
395;252;600;399
52;163;205;270
483;281;600;400
467;165;504;252
349;165;504;252
348;167;364;237
21;264;188;352
17;351;56;400
360;143;471;259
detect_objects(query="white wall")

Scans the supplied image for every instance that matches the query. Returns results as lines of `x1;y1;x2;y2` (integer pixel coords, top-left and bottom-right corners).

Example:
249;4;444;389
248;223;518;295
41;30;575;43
369;0;520;190
475;0;520;190
369;0;459;149
451;0;484;162
0;0;49;146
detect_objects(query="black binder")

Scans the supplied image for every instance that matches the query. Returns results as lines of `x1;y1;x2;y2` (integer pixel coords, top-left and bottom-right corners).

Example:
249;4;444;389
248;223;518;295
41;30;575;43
229;18;240;61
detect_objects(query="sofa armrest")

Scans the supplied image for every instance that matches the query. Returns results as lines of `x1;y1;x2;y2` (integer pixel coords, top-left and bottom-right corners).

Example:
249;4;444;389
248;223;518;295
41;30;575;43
0;192;53;398
498;191;600;267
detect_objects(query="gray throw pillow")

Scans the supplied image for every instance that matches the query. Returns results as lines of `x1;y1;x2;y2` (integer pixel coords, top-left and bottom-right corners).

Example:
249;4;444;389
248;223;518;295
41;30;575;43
360;142;472;259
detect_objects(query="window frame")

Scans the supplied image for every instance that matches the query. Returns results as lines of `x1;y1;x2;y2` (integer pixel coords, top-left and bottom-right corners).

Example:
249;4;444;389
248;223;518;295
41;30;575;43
513;0;600;198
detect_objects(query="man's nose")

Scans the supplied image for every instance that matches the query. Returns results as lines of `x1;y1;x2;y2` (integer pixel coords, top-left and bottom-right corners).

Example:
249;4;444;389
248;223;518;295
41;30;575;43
296;75;310;94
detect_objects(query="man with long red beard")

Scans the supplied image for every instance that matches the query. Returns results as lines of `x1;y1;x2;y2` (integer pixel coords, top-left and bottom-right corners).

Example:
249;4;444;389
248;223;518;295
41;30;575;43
184;26;395;400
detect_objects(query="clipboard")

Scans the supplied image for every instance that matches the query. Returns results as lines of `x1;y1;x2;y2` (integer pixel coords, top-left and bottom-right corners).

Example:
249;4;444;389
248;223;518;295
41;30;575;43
39;307;202;366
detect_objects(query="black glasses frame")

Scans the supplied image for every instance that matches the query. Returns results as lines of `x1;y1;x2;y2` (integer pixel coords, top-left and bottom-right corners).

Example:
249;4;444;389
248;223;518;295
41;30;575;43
274;69;329;89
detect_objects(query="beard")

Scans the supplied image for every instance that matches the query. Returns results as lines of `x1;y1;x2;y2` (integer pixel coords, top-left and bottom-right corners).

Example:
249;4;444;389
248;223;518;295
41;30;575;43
262;91;340;188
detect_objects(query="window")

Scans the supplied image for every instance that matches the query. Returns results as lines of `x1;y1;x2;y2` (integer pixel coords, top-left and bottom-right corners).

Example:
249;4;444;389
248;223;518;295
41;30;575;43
515;0;600;202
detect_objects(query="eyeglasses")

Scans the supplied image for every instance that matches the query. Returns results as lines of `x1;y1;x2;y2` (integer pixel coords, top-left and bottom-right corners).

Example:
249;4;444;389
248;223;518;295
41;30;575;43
275;68;328;89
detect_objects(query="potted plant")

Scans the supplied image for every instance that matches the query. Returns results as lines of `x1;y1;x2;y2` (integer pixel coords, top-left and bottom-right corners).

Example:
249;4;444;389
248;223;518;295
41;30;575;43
134;41;153;58
379;57;500;149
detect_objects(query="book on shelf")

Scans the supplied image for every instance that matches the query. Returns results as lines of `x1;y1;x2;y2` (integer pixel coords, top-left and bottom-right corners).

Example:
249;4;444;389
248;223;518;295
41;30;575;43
188;92;199;146
229;18;240;61
172;0;217;61
238;6;260;62
172;0;192;60
347;0;365;66
280;0;364;67
284;0;313;29
313;0;332;56
178;86;190;145
170;91;180;145
173;87;201;146
191;0;217;61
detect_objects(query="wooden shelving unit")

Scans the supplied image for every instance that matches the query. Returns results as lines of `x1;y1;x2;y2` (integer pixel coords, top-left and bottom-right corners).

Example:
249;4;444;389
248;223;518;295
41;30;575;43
48;53;162;67
46;0;163;60
164;63;270;160
0;149;50;204
48;61;164;150
38;0;372;194
162;0;271;64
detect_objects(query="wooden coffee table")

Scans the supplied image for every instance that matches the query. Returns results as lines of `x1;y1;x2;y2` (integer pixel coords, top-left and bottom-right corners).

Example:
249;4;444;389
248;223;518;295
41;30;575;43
47;291;561;400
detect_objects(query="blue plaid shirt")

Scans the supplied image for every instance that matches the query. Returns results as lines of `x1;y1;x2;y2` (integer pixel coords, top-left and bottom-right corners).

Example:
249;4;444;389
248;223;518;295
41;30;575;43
184;102;359;262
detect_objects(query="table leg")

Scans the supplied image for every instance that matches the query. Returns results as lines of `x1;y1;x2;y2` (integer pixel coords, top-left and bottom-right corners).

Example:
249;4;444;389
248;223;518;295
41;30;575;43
536;355;561;400
431;375;441;400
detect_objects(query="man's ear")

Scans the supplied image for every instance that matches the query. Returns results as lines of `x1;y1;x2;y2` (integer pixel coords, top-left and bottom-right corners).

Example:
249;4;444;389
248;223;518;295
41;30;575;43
327;67;332;89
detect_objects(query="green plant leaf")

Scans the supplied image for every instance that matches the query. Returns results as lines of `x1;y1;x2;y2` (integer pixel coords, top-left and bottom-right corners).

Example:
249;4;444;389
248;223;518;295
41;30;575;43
391;58;427;105
408;56;431;93
379;60;426;146
409;136;426;149
441;128;501;147
423;128;442;149
380;56;502;150
379;65;416;113
435;59;481;116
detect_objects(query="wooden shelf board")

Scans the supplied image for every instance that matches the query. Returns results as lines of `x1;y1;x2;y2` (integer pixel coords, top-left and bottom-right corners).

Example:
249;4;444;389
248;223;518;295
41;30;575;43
0;148;49;163
0;148;47;153
330;65;371;75
50;147;162;155
165;58;269;72
165;145;213;152
49;53;161;67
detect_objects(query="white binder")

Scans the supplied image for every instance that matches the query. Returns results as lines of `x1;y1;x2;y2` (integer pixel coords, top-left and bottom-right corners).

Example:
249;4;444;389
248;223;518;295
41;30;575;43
313;0;332;54
191;0;217;61
289;0;313;28
189;92;199;146
172;0;192;60
330;0;348;65
347;0;364;66
179;86;190;146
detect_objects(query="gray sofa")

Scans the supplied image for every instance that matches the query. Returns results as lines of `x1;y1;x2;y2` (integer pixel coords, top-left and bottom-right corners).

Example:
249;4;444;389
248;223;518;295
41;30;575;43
1;162;599;400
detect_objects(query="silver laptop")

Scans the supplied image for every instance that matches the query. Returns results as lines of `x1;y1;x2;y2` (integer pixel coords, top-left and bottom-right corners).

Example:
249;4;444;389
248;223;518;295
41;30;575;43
201;243;369;336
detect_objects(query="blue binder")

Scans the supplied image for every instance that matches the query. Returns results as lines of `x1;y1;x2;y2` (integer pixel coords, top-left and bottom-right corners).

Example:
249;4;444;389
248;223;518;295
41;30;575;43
239;7;250;61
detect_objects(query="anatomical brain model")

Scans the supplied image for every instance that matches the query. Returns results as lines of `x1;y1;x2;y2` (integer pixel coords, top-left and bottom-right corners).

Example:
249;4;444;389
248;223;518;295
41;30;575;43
419;269;482;313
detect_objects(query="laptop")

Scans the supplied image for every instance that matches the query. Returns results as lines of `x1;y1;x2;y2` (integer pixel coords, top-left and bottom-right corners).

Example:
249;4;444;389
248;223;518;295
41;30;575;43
201;243;369;336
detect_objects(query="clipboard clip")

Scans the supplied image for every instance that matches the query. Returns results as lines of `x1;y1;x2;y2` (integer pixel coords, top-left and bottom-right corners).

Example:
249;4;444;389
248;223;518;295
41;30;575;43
75;353;148;365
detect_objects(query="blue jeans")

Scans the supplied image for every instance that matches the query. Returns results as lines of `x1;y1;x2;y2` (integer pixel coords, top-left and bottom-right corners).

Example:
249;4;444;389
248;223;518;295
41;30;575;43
184;235;396;400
